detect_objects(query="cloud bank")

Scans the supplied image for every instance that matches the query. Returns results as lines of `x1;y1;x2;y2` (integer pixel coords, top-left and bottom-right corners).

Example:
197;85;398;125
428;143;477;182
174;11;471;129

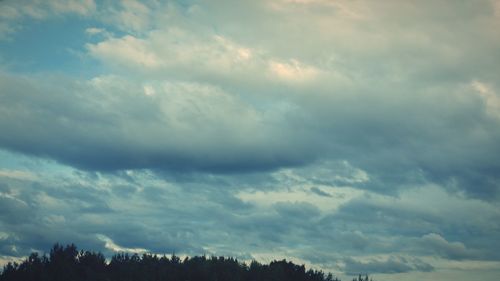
1;1;500;280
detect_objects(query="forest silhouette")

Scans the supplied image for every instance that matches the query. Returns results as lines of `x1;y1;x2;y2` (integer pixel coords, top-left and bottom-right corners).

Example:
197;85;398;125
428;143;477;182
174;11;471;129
0;243;373;281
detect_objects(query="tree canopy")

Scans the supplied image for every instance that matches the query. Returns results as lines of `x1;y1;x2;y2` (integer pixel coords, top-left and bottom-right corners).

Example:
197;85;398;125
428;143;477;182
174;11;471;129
0;243;357;281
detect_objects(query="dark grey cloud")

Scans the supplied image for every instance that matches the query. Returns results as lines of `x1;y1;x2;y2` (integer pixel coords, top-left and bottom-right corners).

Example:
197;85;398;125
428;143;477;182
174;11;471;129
315;190;500;262
326;198;443;236
0;192;32;225
309;187;332;198
298;84;500;199
0;73;315;174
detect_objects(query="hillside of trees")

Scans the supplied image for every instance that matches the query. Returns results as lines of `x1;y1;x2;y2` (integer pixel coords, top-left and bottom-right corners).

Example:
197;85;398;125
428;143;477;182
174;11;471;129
0;243;372;281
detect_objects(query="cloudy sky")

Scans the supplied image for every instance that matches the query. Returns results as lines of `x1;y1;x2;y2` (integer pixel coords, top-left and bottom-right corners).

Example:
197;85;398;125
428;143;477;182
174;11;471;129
1;0;500;280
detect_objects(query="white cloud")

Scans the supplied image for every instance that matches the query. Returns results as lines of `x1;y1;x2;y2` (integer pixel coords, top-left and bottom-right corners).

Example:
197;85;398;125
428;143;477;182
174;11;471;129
236;186;362;213
0;5;21;20
493;0;500;18
271;0;369;20
0;255;25;269
87;35;162;68
0;0;96;40
421;233;475;260
108;0;152;32
269;59;320;82
87;28;263;77
0;169;37;181
86;24;328;87
85;27;112;38
49;0;96;16
85;27;104;35
97;234;148;254
471;80;500;119
143;84;155;96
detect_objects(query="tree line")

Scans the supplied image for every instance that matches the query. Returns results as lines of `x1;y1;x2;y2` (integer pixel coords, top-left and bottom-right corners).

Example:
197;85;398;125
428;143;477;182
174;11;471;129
0;243;371;281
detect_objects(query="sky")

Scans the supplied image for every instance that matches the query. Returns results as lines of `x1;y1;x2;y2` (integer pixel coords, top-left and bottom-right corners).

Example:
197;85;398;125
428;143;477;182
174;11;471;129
1;0;500;280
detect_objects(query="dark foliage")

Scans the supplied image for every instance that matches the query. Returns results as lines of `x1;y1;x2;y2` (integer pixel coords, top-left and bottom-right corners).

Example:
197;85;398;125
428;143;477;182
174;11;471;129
0;243;362;281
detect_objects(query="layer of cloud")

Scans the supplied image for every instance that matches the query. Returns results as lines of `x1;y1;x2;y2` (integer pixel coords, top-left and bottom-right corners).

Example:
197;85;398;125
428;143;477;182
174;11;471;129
0;73;313;172
1;1;499;200
1;1;500;281
0;0;95;40
0;153;500;280
419;233;478;260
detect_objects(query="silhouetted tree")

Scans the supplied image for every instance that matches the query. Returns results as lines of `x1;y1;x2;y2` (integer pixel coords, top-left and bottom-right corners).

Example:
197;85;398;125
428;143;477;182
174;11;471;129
0;243;352;281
